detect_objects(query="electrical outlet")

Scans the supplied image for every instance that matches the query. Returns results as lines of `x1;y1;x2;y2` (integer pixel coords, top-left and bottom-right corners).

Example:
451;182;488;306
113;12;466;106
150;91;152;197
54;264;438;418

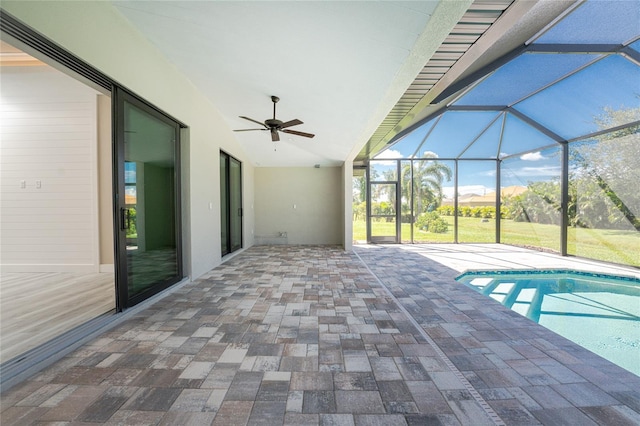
36;180;42;189
20;180;26;189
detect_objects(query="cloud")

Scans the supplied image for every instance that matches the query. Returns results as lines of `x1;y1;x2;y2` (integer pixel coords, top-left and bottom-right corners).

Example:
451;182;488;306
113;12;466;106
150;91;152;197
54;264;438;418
502;165;561;178
374;149;403;159
520;152;545;161
521;165;560;176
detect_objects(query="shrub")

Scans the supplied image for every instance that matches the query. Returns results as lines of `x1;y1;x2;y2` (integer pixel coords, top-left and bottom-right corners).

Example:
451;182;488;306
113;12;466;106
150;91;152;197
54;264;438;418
415;212;449;233
459;206;472;217
437;205;455;216
480;206;496;219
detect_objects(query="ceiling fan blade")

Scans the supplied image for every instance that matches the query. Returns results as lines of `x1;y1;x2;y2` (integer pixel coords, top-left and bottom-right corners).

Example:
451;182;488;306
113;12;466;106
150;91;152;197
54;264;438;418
234;128;266;132
271;129;280;142
239;116;267;128
282;129;315;138
280;119;303;129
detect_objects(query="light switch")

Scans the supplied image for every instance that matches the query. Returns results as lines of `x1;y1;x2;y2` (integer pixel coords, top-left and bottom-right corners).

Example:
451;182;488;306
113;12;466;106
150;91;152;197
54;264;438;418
36;180;42;189
209;202;213;210
20;180;26;189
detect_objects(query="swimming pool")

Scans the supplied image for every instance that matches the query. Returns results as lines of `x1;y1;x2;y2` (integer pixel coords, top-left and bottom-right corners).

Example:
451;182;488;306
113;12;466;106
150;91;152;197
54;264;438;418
456;269;640;376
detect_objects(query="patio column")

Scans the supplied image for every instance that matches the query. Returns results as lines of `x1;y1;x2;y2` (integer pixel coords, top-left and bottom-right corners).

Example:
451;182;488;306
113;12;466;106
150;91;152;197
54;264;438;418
560;142;569;256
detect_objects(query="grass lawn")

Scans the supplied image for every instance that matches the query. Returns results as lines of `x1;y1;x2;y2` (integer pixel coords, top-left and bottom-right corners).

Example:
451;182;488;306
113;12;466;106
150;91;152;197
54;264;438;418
354;217;640;268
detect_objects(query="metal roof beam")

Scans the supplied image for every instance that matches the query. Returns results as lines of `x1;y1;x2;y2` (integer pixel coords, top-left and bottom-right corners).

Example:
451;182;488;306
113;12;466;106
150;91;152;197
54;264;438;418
508;108;566;143
566;120;640;143
528;43;623;54
448;105;507;111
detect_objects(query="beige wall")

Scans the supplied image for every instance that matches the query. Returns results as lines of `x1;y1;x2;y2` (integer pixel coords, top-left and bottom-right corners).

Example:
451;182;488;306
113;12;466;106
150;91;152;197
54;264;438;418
255;167;342;245
3;1;255;279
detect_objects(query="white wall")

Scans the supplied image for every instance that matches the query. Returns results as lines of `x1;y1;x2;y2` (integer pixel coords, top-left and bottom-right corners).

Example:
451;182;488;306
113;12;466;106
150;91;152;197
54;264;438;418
2;1;255;279
0;66;100;272
254;167;342;245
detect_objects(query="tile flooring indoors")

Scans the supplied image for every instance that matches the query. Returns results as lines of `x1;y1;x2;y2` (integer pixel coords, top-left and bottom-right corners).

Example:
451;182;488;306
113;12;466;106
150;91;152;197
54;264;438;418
1;244;639;425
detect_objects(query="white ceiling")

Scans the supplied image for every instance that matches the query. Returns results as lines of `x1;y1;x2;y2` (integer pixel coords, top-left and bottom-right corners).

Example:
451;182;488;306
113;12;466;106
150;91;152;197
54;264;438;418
110;1;455;167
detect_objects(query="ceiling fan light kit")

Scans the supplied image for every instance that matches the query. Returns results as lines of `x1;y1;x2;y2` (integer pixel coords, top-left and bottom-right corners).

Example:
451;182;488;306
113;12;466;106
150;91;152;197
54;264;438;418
234;95;315;142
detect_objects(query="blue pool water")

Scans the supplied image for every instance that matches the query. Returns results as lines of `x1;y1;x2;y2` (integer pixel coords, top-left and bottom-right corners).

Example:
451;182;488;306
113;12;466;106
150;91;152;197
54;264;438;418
456;270;640;376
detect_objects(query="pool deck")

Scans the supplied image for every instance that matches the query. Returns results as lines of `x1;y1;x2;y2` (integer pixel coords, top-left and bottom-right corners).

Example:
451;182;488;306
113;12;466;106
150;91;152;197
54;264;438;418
1;244;639;425
386;243;640;278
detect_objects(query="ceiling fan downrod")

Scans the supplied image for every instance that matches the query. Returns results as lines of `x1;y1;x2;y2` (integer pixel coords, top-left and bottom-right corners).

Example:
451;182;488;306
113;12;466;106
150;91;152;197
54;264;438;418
271;95;279;120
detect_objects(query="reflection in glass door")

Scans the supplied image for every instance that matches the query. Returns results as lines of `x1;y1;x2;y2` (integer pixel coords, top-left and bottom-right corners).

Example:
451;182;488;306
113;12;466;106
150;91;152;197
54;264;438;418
220;151;242;256
115;89;182;309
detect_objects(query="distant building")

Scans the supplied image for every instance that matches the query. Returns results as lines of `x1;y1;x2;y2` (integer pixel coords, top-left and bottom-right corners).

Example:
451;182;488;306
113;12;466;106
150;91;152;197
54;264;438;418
442;185;526;207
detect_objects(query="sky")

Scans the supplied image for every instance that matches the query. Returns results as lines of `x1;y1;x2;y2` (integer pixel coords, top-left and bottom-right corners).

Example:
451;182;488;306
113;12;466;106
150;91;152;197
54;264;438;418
371;0;639;196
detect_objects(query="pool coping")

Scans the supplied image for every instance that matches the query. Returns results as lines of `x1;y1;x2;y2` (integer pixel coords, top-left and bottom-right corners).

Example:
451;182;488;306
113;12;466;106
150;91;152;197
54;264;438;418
456;268;640;284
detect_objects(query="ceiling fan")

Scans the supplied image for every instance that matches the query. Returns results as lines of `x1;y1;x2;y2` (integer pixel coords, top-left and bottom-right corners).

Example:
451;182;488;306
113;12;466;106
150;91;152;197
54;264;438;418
234;95;315;142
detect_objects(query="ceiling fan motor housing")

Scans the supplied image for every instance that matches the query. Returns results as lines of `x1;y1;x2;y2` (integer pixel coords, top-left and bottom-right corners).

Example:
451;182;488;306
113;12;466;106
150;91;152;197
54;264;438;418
265;118;283;129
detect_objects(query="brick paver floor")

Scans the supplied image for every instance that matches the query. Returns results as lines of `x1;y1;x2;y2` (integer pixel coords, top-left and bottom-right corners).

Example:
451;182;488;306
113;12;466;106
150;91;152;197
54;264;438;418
1;245;639;425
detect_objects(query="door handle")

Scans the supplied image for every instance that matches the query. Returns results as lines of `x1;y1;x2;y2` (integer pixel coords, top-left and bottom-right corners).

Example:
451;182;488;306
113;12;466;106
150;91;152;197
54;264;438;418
238;207;243;217
120;207;129;230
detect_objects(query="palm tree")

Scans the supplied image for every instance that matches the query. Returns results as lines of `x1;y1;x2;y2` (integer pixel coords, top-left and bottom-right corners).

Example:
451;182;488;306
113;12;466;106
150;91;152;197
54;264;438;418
401;157;452;218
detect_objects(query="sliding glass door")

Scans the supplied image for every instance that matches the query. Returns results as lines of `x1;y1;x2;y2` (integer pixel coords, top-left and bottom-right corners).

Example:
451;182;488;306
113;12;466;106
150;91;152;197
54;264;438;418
220;151;242;256
114;88;182;309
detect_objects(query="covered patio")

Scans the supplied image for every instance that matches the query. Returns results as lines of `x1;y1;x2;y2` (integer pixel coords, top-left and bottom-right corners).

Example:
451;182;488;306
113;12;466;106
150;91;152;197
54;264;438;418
2;245;639;425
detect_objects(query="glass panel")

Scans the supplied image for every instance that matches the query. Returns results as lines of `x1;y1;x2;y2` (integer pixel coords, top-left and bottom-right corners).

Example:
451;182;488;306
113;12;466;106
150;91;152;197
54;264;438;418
500;146;562;253
535;0;640;44
352;170;367;243
400;160;412;243
230;158;242;251
370;160;397;181
370;182;397;240
631;39;640;53
220;154;228;255
370;183;396;215
400;161;413;243
377;120;436;159
499;113;559;158
124;100;179;299
514;55;640;140
569;125;640;267
124;161;138;243
457;161;496;242
421;111;501;158
413;160;455;243
371;219;397;238
455;53;599;106
460;115;504;159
